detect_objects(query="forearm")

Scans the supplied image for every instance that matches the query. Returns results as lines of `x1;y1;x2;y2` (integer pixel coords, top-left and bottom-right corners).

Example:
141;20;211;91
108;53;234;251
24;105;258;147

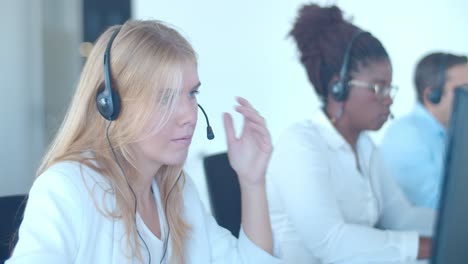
239;182;273;254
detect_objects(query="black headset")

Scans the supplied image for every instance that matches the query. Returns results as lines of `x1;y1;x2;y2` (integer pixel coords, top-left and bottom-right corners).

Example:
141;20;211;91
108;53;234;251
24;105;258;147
96;27;214;139
330;30;365;101
428;53;449;104
96;27;122;121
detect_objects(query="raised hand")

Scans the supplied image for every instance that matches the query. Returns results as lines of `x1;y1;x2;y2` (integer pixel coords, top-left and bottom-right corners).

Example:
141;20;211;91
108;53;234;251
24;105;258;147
223;97;273;187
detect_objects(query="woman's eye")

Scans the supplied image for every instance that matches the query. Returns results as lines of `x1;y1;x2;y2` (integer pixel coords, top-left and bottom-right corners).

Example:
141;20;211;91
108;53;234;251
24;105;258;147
189;89;200;98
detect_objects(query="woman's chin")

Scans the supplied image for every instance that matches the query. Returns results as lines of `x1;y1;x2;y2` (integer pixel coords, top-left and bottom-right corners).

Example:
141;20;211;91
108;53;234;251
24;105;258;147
163;154;189;166
368;121;386;131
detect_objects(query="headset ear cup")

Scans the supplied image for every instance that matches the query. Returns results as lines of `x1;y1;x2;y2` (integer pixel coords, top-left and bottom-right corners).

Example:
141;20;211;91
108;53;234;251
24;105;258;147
428;88;442;104
109;88;121;120
428;53;448;105
331;81;347;102
96;87;110;120
97;27;122;121
96;86;121;121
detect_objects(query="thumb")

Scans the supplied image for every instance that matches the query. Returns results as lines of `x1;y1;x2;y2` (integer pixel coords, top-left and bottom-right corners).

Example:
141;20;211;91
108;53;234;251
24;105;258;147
223;112;236;148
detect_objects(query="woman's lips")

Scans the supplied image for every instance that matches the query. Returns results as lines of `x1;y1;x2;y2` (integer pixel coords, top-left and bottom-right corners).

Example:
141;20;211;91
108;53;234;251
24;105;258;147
172;135;193;145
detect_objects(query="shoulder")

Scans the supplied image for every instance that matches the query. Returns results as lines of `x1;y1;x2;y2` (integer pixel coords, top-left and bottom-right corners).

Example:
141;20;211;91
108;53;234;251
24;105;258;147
32;161;111;210
268;119;331;181
272;118;331;158
384;109;429;142
275;119;323;152
12;161;107;262
387;117;419;134
381;115;425;153
281;120;320;139
36;161;107;192
34;161;86;195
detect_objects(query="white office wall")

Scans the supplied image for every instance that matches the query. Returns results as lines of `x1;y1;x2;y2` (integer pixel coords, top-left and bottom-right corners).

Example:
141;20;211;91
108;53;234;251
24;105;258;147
42;0;83;143
134;0;468;211
0;1;45;196
0;0;82;196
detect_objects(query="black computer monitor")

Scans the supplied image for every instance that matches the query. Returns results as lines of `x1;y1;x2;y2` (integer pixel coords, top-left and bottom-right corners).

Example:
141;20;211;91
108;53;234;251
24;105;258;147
432;86;468;264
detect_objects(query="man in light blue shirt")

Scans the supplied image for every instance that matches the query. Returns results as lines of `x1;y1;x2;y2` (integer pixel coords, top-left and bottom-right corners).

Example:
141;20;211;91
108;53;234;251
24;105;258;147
380;52;468;209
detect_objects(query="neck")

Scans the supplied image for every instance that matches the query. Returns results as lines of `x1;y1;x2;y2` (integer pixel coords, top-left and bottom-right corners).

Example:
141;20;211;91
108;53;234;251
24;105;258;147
131;161;162;202
324;105;361;150
334;119;361;150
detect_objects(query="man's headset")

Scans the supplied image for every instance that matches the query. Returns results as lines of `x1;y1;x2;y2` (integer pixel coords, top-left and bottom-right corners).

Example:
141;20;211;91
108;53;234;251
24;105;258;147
96;26;214;264
330;30;365;102
428;53;449;104
96;27;215;139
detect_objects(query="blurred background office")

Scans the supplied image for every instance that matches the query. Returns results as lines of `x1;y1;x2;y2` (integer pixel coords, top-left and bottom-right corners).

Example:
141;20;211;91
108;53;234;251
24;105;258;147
1;0;467;212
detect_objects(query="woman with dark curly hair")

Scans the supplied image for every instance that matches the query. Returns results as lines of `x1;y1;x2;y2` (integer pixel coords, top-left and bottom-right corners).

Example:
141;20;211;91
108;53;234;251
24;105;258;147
266;4;435;264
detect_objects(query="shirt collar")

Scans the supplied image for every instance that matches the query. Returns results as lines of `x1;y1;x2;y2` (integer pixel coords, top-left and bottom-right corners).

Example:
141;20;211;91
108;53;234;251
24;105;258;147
311;109;374;154
312;109;352;150
413;102;446;138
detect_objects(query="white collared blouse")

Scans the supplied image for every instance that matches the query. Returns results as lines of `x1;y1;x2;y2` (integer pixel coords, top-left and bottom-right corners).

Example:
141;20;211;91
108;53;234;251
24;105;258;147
267;110;434;264
8;161;280;264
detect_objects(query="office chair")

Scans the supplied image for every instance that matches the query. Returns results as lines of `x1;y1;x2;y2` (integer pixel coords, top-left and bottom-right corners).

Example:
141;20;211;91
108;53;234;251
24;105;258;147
203;152;241;238
0;195;27;263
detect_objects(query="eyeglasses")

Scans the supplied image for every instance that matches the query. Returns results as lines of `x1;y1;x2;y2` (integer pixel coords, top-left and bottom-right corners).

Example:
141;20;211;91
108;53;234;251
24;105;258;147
348;80;398;99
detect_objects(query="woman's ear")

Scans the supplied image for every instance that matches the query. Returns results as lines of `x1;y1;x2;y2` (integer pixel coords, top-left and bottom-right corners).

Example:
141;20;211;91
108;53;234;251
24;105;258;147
325;92;344;124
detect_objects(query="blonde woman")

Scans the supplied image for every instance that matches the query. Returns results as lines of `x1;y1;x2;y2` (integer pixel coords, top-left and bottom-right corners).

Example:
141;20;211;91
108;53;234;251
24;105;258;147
7;20;279;264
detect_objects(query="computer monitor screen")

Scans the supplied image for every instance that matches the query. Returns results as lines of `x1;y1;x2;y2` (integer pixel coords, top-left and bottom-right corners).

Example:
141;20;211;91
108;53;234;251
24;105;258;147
432;86;468;264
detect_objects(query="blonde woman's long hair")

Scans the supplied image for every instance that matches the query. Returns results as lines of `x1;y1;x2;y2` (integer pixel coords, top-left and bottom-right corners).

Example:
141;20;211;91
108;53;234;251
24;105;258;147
37;20;195;263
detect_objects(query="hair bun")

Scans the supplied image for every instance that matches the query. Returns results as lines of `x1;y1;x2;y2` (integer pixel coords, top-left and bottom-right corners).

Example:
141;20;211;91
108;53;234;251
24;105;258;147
296;4;344;30
327;6;344;24
290;5;345;54
289;4;348;97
